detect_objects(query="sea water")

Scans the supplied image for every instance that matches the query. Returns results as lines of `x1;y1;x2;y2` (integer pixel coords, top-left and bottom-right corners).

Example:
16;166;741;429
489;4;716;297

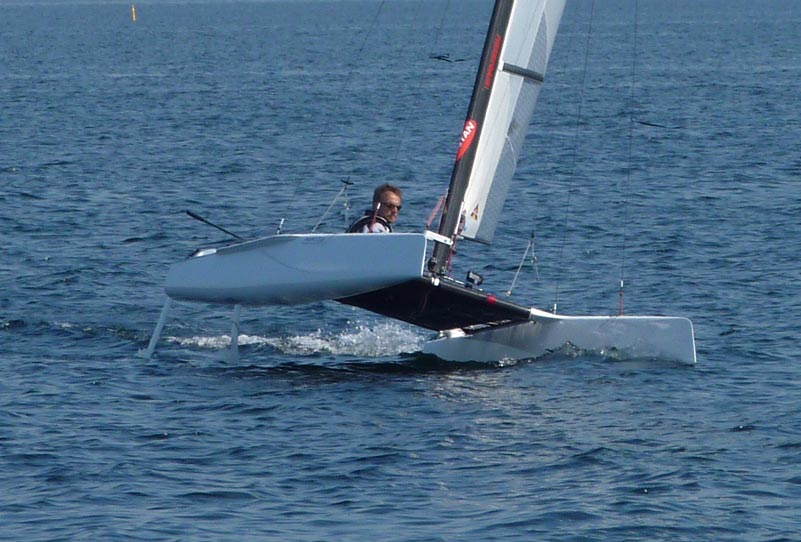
2;1;800;540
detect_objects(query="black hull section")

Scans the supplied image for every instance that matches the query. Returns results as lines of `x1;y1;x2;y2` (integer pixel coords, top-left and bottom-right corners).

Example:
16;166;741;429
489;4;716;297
338;276;531;332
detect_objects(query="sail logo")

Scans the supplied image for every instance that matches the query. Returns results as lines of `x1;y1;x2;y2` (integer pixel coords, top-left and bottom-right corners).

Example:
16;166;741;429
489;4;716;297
471;205;479;220
484;34;503;89
456;119;478;160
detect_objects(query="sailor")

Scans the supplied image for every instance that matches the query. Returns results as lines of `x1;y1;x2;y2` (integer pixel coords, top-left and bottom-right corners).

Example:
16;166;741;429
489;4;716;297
347;183;402;233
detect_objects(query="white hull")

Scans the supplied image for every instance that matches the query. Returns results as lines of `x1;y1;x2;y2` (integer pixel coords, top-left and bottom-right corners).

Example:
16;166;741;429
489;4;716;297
165;233;428;306
423;309;696;364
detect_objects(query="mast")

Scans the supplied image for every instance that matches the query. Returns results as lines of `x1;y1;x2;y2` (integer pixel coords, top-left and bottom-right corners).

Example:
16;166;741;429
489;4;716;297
429;0;515;275
428;0;567;276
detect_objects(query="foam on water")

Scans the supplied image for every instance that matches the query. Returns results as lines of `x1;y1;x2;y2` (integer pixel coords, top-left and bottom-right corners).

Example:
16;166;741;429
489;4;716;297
166;321;426;358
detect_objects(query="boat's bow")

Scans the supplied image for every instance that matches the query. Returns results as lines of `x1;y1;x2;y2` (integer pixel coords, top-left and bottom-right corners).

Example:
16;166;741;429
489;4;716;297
165;233;428;306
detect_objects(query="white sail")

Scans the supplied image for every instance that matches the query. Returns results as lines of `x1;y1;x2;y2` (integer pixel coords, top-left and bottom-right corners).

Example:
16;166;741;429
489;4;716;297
460;0;566;243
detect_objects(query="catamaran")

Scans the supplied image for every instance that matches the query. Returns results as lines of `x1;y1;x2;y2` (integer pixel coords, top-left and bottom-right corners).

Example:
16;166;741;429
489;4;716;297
144;0;696;364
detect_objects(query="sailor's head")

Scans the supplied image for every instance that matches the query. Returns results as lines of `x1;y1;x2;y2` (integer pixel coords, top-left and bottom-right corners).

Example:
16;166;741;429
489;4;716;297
373;183;402;224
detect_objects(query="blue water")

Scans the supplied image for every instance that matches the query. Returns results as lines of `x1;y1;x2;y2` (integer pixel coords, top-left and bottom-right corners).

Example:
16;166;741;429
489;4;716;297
2;0;800;540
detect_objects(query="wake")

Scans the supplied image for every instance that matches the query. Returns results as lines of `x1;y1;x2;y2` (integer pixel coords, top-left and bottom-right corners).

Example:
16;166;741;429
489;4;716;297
166;321;427;358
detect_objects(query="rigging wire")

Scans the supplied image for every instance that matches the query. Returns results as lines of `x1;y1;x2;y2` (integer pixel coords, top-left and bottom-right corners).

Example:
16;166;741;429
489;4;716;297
518;0;582;300
391;0;452;164
428;0;465;63
425;195;447;230
395;0;454;168
618;0;640;315
431;0;452;55
312;178;353;232
395;0;464;228
280;1;388;232
304;0;454;232
551;0;596;314
506;231;539;297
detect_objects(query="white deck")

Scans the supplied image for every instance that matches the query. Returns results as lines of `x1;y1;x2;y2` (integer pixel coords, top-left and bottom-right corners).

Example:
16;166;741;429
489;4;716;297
165;233;428;306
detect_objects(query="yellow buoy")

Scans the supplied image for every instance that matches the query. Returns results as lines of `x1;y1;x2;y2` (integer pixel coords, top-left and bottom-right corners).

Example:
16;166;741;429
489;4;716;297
131;4;137;22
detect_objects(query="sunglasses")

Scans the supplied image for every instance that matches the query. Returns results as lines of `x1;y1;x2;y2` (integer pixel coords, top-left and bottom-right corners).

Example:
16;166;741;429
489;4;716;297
380;202;402;211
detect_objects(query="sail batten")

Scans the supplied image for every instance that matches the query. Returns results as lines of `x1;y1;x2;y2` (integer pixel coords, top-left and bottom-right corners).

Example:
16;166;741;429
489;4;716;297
431;0;567;272
502;62;545;83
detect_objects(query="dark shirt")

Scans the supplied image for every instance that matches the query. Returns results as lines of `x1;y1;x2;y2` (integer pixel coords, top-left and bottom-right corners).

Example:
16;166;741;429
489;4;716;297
347;210;393;233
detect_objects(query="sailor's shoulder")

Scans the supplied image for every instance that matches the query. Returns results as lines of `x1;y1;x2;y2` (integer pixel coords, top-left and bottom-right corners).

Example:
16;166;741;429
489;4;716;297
347;211;392;233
